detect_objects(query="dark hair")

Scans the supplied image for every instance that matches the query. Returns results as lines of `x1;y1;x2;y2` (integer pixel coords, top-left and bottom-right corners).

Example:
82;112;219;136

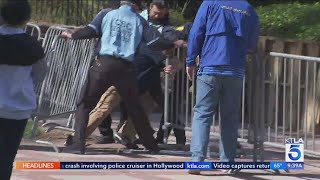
123;0;141;6
151;0;168;9
0;0;31;25
103;0;120;9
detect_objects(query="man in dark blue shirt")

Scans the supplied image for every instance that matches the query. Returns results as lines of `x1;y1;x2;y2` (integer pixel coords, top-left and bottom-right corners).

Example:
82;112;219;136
186;0;259;174
62;0;120;145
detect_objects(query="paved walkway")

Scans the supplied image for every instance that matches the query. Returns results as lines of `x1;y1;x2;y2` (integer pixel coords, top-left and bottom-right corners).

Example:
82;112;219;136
11;114;320;180
12;147;320;180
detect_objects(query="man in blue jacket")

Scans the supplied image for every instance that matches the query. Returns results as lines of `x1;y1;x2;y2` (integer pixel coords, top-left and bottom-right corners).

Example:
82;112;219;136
186;0;259;174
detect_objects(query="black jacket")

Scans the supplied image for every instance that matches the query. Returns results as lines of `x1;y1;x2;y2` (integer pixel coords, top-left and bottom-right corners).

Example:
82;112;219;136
0;33;44;66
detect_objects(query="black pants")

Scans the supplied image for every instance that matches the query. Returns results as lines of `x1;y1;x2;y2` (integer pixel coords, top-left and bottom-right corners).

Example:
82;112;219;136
0;118;28;180
116;102;127;132
73;55;157;150
89;55;113;138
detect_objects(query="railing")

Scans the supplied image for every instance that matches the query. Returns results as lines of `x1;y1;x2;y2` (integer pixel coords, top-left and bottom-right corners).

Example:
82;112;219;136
263;52;320;157
163;50;320;160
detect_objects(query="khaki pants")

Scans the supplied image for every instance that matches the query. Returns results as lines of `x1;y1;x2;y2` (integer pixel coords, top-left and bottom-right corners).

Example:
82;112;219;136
117;93;157;141
85;86;121;137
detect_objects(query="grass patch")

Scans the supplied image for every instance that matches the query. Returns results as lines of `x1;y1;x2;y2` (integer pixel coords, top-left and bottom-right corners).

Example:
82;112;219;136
23;120;43;138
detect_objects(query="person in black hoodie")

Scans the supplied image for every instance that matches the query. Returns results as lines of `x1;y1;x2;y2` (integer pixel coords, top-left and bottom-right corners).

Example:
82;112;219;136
0;1;47;179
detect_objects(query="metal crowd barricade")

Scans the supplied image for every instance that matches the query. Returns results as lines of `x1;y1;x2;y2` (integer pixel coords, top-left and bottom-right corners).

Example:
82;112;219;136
41;25;77;52
163;49;320;161
25;23;42;41
31;26;97;151
33;26;80;133
32;26;77;99
264;52;320;157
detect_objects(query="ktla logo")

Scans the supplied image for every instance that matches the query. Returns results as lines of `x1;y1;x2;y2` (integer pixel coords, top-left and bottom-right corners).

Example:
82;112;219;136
285;138;304;162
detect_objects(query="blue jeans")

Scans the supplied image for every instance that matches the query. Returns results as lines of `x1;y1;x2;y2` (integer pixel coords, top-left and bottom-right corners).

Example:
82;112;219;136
191;74;243;162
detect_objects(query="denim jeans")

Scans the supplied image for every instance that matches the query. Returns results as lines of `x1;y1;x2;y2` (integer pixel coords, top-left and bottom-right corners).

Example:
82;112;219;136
191;74;243;162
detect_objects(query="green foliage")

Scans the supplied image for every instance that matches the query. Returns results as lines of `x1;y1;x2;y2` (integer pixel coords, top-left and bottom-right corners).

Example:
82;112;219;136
169;9;189;26
257;2;320;41
28;0;320;41
23;120;42;138
30;0;104;25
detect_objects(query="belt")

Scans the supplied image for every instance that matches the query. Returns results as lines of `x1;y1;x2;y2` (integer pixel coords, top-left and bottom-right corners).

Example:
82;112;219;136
97;55;134;67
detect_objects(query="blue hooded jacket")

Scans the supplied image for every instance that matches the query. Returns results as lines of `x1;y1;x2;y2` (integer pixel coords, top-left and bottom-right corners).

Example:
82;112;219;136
186;0;259;77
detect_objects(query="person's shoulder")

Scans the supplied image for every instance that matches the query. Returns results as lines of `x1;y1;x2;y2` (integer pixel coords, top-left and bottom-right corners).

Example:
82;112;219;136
98;8;113;16
137;14;148;25
24;35;45;58
106;8;118;15
139;9;148;20
202;0;217;6
242;2;258;19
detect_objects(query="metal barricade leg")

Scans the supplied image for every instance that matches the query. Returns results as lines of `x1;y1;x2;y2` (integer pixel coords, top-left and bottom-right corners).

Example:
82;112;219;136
66;113;74;128
163;58;170;144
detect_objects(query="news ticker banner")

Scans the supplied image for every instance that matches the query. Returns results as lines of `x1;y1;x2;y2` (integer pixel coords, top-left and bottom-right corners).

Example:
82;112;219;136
15;162;304;170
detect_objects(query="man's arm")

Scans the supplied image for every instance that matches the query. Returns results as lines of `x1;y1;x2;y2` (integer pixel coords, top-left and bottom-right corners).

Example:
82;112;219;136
86;8;111;36
138;40;167;65
62;9;111;40
247;11;260;53
186;1;209;67
137;17;168;65
140;17;162;43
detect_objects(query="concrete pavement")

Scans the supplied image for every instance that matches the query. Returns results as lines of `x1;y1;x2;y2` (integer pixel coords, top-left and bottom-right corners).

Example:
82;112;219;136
11;113;320;180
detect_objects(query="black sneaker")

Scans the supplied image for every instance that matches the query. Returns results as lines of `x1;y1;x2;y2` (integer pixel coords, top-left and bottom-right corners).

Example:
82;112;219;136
62;142;85;154
125;142;139;149
156;136;164;144
148;146;160;155
237;142;242;149
114;133;139;149
133;138;142;144
64;134;74;146
122;137;139;149
176;137;186;146
145;142;160;154
95;136;115;144
149;149;160;155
